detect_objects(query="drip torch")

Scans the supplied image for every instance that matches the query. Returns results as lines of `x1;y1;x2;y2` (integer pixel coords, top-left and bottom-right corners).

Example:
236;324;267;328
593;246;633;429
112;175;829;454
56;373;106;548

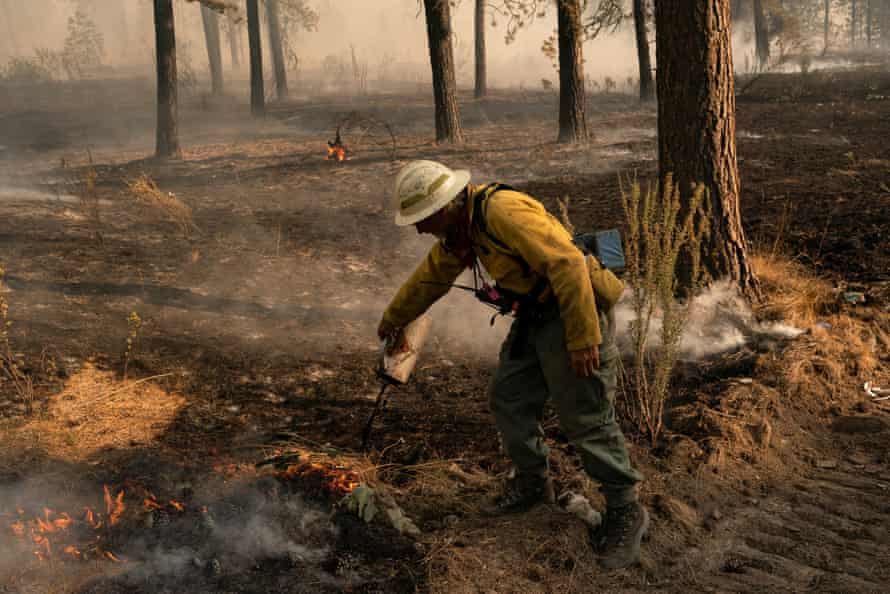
361;314;432;451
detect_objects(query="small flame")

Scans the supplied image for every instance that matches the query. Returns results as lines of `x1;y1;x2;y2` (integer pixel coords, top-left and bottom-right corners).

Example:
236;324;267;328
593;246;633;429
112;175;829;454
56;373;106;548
103;485;126;526
326;144;347;162
277;462;360;496
64;545;81;559
169;500;184;512
104;550;122;563
10;520;25;537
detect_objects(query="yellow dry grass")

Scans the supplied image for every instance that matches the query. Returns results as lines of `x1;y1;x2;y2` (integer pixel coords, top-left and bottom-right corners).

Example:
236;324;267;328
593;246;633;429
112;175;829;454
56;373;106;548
0;363;184;463
751;254;835;327
127;174;199;234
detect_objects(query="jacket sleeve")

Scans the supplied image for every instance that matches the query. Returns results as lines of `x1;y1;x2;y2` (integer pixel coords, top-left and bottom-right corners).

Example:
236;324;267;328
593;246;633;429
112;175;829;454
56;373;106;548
382;240;466;328
485;194;602;350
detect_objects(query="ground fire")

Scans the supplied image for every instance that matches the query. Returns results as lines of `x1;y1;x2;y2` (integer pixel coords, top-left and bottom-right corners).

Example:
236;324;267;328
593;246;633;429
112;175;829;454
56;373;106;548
277;462;360;498
325;127;349;162
5;485;128;563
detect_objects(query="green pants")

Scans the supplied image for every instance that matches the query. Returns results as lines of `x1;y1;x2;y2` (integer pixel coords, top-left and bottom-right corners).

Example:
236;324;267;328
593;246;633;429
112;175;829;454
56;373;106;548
488;307;643;507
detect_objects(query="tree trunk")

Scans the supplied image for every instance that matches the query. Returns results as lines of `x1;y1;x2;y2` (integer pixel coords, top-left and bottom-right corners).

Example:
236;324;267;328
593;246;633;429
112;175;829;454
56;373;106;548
227;14;240;68
557;0;589;143
633;0;654;102
474;0;487;98
246;0;265;116
654;0;759;296
867;0;873;46
154;0;180;159
266;0;288;100
852;0;858;47
754;0;770;68
423;0;463;143
823;0;831;55
2;0;21;55
200;4;223;95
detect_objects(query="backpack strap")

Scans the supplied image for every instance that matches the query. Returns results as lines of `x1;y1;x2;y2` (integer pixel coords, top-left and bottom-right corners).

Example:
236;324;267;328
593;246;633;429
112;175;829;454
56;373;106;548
471;183;516;252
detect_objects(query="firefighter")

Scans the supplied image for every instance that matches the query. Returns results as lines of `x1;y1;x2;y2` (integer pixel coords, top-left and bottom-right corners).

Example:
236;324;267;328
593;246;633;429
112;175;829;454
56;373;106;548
377;160;647;570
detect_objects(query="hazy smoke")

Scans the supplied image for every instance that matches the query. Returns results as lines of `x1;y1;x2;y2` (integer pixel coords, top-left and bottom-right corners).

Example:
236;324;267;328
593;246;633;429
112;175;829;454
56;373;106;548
613;279;804;361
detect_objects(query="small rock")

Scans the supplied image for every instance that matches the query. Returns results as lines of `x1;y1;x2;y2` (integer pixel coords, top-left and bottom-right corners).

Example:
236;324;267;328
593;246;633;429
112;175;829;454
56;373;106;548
737;377;754;385
816;459;838;469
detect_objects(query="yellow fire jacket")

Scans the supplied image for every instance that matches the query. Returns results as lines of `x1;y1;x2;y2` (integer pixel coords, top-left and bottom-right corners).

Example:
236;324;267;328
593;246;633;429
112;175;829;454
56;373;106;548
382;184;603;350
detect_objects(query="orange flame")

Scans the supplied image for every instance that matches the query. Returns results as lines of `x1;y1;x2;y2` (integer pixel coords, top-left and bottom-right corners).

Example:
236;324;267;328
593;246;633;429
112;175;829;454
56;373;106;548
10;520;25;537
277;462;360;496
64;545;81;559
326;144;347;162
104;550;122;563
169;500;184;512
103;486;126;526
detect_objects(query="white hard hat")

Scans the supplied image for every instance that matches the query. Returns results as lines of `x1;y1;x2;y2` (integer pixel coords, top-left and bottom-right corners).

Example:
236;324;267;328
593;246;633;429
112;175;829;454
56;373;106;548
393;160;471;226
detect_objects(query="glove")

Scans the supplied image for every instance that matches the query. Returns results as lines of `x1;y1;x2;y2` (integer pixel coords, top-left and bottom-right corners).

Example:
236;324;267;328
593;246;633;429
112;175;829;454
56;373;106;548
377;318;407;356
569;345;600;377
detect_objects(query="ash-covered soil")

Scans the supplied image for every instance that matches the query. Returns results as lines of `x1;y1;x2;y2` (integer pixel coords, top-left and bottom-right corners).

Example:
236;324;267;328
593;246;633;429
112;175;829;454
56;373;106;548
0;68;889;593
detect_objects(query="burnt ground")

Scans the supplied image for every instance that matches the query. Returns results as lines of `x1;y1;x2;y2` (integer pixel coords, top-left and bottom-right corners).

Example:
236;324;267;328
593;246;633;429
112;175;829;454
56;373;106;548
0;67;888;593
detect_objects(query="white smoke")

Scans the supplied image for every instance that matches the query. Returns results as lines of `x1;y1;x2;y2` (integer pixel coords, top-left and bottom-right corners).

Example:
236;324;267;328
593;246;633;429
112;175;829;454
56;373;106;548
614;279;804;361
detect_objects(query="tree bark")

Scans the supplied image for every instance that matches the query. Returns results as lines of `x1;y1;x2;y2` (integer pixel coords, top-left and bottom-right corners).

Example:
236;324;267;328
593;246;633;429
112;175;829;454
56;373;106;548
556;0;589;143
823;0;831;55
753;0;770;68
266;0;288;100
474;0;487;98
246;0;265;116
654;0;759;296
200;4;224;95
633;0;654;102
423;0;463;143
154;0;180;159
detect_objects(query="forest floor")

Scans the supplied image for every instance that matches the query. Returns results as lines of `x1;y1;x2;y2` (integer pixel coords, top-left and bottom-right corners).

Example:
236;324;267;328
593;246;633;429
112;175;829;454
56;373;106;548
0;65;889;593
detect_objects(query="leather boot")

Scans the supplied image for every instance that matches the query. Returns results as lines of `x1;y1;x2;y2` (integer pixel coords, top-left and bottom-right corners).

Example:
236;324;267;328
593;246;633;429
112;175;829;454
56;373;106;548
482;473;555;516
594;501;649;570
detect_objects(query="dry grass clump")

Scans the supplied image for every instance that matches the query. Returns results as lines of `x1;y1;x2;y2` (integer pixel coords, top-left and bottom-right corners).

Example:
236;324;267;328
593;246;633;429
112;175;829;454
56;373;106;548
750;254;835;327
128;174;199;234
1;363;184;463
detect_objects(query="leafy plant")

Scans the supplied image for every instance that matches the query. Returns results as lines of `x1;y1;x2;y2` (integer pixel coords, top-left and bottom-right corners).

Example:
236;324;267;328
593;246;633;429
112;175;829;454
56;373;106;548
619;175;708;443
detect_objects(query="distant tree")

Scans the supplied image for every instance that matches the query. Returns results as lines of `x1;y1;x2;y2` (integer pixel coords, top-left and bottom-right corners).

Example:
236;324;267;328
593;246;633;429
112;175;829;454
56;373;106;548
226;13;241;68
200;3;224;95
852;0;858;46
154;0;180;159
423;0;463;143
557;0;588;143
267;0;288;100
754;0;770;67
633;0;654;102
246;0;264;116
655;0;759;296
824;0;831;54
475;0;487;98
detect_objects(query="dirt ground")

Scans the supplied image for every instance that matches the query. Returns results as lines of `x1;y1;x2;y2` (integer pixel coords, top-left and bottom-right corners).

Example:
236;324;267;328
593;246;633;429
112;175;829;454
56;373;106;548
0;66;889;593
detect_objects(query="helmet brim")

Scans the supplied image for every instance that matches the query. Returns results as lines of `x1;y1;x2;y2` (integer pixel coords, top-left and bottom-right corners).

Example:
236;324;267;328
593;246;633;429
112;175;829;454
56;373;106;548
394;169;471;227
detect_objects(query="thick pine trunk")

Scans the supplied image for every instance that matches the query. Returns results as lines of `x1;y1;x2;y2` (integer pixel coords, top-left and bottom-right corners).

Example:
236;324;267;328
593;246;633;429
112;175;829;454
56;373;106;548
556;0;588;143
753;0;770;68
633;0;654;102
154;0;180;159
246;0;265;116
267;0;288;100
474;0;487;98
200;4;223;95
423;0;463;143
655;0;759;296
